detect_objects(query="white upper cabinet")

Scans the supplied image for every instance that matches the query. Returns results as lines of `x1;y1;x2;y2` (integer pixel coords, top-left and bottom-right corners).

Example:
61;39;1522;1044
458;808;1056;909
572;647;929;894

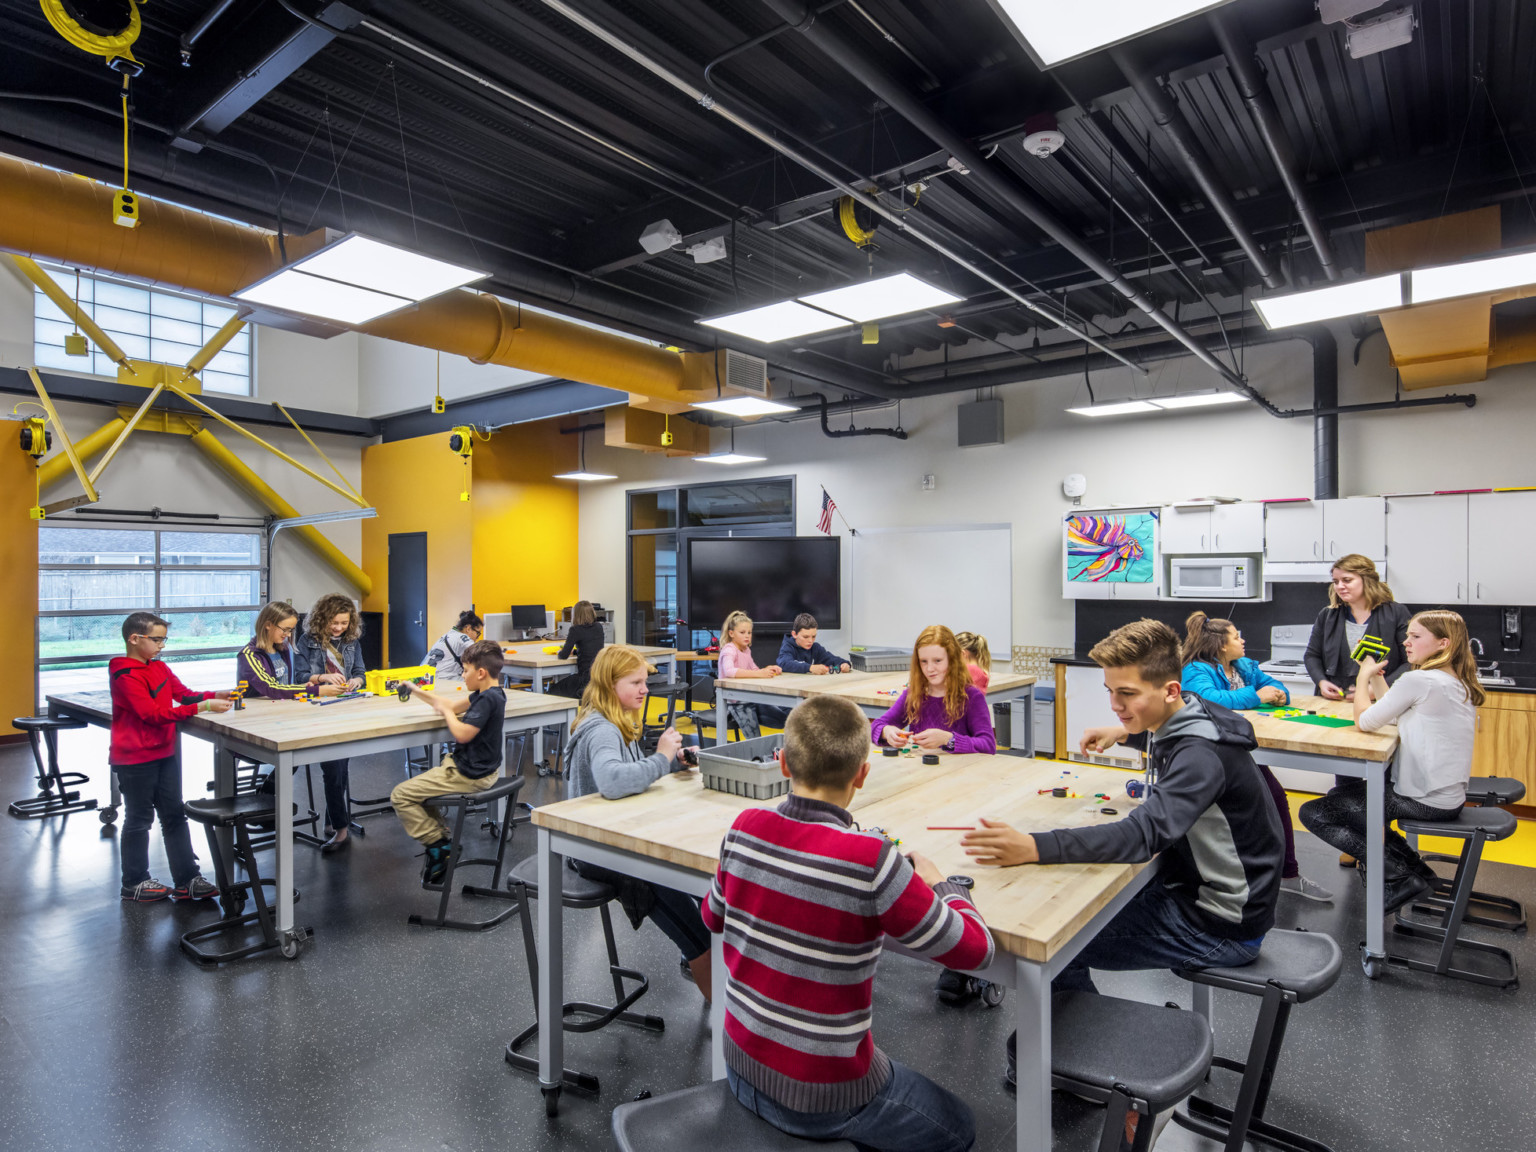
1469;490;1536;605
1160;506;1212;553
1386;495;1468;604
1321;497;1386;564
1210;502;1265;553
1264;501;1326;562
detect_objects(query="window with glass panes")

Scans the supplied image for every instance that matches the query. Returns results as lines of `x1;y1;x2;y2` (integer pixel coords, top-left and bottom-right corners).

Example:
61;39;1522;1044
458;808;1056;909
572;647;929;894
32;265;252;395
36;525;263;703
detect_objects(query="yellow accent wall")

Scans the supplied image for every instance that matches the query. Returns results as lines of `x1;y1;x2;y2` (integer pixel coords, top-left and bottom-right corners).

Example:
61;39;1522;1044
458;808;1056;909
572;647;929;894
3;421;39;737
470;421;580;617
360;433;474;666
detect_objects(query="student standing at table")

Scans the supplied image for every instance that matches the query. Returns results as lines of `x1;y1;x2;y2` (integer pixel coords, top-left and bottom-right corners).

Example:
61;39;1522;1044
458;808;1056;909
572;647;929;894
1300;610;1483;914
564;645;713;1001
954;631;991;690
718;610;788;738
1304;554;1410;701
775;612;850;674
551;599;605;699
237;602;343;700
1182;611;1333;903
423;610;483;681
870;625;996;755
293;593;367;854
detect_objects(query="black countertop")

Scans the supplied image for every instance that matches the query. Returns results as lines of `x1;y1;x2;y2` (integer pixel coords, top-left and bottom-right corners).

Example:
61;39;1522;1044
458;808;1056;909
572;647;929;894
1047;655;1536;694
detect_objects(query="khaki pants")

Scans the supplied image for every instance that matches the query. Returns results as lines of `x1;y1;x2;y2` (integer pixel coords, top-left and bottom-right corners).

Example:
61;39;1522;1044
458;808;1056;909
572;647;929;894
390;754;499;845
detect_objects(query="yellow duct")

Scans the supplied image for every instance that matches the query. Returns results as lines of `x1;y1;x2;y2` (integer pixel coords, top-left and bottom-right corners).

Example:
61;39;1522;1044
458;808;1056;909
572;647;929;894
37;416;127;488
0;153;722;405
189;429;372;596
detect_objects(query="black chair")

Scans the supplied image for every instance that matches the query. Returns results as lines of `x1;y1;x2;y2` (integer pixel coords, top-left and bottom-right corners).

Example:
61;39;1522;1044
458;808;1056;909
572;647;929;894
8;716;93;819
503;855;664;1114
1047;992;1214;1152
1412;776;1527;933
612;1080;858;1152
180;794;311;964
408;775;528;931
1464;775;1526;807
675;675;740;748
1173;927;1343;1152
640;680;691;753
1391;806;1520;988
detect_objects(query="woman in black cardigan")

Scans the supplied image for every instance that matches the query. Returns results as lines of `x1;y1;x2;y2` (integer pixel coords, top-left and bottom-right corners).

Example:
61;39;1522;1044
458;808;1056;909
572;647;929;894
552;600;606;699
1303;553;1411;700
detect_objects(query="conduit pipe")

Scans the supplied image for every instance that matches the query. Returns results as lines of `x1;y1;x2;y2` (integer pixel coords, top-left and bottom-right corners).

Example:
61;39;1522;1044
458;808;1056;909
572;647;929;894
808;392;907;439
1109;45;1284;290
1208;12;1338;282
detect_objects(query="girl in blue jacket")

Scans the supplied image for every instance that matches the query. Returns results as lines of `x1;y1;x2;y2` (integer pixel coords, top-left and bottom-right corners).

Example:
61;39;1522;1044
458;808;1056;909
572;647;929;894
1182;612;1333;903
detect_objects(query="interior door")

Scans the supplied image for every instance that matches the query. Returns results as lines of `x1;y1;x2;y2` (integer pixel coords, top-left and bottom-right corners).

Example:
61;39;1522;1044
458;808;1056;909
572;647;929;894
388;532;428;666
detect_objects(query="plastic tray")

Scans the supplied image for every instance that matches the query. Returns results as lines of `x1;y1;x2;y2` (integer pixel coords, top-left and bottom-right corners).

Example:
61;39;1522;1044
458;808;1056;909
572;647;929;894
697;733;788;800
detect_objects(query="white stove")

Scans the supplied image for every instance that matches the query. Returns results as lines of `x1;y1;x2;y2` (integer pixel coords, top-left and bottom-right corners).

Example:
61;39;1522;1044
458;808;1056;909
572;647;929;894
1258;624;1330;794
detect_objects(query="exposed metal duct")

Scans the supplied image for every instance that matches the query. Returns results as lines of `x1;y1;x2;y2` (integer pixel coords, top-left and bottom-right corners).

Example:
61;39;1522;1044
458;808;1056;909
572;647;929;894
1308;327;1340;498
1109;44;1284;291
1208;11;1339;283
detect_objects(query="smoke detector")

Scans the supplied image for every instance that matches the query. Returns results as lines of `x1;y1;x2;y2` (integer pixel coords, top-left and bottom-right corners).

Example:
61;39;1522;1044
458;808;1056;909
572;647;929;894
1021;113;1065;159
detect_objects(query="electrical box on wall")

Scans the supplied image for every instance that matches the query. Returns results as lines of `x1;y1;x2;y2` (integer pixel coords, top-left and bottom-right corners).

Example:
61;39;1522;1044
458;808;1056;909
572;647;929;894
958;398;1004;447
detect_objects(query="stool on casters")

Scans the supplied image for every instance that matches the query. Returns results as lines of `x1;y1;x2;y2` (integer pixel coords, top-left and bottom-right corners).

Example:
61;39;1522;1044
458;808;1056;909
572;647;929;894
612;1081;857;1151
8;716;93;819
503;855;664;1114
1173;926;1344;1152
408;775;527;931
1391;807;1520;988
180;794;311;964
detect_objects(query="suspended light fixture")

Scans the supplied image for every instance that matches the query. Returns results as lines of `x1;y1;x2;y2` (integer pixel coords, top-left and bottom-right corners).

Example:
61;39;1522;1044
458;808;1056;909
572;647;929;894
700;301;850;343
690;396;797;417
554;425;617;481
693;425;765;465
799;272;963;323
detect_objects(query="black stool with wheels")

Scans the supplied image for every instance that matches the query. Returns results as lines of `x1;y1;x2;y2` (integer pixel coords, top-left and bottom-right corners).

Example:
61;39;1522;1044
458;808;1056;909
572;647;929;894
1049;992;1214;1152
1173;927;1343;1152
180;795;311;964
612;1080;858;1152
408;775;528;931
8;716;93;819
503;856;664;1110
1391;807;1520;988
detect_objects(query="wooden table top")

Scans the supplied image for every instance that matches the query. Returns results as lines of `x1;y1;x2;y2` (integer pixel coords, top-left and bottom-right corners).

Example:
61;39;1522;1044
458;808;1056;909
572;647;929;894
48;687;575;755
533;752;1147;962
1240;695;1398;762
500;644;674;668
713;670;1037;707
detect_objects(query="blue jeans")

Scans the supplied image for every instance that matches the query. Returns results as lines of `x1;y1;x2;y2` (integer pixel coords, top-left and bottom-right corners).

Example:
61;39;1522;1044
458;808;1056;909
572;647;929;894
728;1061;975;1152
1054;879;1263;994
318;758;350;832
116;755;199;889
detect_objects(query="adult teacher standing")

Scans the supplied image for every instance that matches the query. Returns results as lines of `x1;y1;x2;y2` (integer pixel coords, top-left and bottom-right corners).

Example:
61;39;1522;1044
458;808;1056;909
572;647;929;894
1304;553;1410;701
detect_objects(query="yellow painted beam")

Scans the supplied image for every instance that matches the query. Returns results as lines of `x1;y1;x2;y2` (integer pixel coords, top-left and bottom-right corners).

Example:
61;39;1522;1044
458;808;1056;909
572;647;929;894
11;256;133;370
183;315;246;378
37;416;127;489
188;429;372;596
27;368;98;505
87;381;164;486
273;401;363;502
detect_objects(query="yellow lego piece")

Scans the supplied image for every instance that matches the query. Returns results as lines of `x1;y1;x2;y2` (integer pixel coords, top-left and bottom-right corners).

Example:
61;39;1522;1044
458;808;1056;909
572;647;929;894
364;666;436;696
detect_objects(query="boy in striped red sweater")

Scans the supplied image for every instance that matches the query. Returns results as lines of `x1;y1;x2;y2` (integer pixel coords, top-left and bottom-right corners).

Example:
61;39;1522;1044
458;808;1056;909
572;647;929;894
703;694;993;1152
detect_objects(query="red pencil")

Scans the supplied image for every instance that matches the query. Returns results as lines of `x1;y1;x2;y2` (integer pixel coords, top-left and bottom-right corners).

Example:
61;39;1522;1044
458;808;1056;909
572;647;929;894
926;826;976;830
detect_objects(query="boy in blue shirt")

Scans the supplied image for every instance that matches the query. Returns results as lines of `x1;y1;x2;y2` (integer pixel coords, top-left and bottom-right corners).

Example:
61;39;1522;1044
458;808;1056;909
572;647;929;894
775;613;850;675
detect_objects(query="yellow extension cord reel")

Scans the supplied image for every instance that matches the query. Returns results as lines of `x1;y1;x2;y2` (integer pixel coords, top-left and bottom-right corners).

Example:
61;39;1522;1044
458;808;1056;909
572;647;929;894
40;0;144;75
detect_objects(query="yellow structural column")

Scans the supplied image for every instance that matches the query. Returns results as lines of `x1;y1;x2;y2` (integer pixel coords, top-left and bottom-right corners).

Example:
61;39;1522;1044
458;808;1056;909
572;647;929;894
36;417;129;489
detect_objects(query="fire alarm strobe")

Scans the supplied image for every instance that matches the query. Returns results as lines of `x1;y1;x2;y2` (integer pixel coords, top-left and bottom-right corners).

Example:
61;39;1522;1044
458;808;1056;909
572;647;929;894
1021;113;1065;158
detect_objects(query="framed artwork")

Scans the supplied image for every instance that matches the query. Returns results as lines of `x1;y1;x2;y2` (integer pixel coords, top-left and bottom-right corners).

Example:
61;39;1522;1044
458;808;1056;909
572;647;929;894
1065;510;1158;584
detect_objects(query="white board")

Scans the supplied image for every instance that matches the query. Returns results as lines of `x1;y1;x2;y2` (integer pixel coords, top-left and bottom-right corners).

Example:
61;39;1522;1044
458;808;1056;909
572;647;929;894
850;524;1012;651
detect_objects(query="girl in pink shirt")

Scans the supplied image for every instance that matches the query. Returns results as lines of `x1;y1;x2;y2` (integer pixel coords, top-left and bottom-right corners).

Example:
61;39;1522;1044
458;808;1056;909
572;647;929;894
955;631;991;691
718;611;788;738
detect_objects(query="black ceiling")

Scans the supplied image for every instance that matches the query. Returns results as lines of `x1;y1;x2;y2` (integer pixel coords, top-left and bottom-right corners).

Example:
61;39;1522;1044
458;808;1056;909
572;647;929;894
3;0;1534;398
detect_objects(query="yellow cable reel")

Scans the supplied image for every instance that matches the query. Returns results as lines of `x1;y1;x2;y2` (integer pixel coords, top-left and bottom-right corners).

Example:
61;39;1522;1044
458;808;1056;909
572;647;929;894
838;196;879;249
40;0;144;74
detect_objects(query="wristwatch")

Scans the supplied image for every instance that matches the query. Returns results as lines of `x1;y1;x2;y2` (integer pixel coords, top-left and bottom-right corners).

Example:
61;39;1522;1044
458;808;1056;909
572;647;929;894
946;874;975;889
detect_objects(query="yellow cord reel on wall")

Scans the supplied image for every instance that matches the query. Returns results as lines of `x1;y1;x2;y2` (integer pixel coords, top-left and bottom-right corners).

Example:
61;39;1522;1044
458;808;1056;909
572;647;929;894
40;0;144;75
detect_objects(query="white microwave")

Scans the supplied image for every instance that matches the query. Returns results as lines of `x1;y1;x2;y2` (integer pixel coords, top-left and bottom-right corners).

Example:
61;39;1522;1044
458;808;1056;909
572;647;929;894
1169;556;1258;598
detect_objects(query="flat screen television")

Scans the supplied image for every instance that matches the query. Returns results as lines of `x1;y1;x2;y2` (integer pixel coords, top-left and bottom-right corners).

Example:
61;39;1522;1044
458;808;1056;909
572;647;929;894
686;536;841;630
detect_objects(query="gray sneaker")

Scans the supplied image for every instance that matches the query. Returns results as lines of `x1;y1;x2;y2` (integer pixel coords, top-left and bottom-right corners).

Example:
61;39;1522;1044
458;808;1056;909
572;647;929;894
121;878;172;902
1281;874;1334;902
172;875;220;902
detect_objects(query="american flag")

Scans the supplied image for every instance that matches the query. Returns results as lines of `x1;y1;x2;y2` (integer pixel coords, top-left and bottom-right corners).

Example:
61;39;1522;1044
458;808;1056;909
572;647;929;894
817;488;837;535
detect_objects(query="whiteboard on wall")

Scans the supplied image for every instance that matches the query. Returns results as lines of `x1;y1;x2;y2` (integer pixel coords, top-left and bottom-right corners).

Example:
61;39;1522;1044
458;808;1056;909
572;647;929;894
850;524;1012;651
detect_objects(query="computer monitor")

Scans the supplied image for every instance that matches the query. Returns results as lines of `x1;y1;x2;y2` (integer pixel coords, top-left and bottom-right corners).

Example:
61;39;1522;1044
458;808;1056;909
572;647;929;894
511;604;546;630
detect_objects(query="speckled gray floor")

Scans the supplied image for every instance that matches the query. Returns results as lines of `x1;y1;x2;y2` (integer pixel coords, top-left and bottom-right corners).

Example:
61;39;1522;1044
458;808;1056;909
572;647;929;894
1;727;1531;1152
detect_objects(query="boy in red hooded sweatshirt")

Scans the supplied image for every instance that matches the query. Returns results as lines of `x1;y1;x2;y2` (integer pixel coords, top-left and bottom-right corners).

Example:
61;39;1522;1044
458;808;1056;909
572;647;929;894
110;611;233;903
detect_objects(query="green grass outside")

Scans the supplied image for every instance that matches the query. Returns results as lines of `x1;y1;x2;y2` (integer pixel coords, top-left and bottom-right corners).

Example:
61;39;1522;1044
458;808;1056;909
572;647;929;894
40;634;247;660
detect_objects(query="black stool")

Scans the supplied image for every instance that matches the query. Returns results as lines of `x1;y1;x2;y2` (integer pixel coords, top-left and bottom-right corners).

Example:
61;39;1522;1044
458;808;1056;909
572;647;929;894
1173;927;1343;1152
1465;775;1525;807
612;1079;857;1152
180;795;311;964
1392;807;1520;988
1050;992;1214;1152
8;716;94;819
408;775;528;931
503;856;664;1111
1413;777;1528;933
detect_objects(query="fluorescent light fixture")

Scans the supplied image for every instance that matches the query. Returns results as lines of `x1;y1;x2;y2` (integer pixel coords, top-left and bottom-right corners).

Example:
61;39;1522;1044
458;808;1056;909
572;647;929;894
297;235;486;299
699;301;850;343
1411;250;1536;304
690;396;798;417
799;273;963;323
1251;274;1403;329
1066;400;1161;417
235;268;412;325
553;470;618;482
986;0;1237;68
1150;392;1248;409
692;452;766;465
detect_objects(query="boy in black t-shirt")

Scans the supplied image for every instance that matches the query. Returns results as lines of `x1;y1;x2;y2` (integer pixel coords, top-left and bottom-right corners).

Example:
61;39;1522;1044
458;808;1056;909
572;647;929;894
391;640;507;882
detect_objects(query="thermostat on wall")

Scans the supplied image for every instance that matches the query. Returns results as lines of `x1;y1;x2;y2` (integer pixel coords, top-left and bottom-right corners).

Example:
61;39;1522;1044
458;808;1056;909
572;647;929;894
1062;473;1087;503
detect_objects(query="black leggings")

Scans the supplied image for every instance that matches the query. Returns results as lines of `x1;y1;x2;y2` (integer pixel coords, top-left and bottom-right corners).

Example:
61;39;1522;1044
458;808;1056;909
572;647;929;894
1298;779;1461;881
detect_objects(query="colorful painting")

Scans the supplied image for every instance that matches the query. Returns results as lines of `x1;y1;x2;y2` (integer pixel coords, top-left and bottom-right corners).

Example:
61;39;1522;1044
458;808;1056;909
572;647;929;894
1066;511;1157;584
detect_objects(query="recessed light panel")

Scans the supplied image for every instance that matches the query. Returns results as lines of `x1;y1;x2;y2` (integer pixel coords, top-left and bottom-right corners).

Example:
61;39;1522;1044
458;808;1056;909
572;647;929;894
553;470;618;481
1411;250;1536;305
1150;392;1248;409
799;273;963;323
699;301;850;343
297;235;487;300
692;452;767;465
986;0;1238;68
1251;274;1403;329
690;396;799;417
1065;400;1161;417
234;268;412;325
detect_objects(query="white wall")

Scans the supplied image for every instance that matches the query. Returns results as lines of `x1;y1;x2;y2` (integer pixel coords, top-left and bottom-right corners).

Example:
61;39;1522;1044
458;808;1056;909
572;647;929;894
356;338;549;419
577;325;1536;655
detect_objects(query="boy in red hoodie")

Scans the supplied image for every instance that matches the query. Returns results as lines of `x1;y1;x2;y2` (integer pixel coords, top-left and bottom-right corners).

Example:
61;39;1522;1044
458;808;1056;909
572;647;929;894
110;611;233;903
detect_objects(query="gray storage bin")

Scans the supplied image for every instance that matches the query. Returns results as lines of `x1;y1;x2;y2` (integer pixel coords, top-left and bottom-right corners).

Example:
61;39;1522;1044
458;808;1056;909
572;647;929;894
697;733;788;800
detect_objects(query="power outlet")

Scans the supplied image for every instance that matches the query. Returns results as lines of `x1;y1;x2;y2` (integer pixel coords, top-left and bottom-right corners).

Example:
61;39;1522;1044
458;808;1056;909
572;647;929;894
921;473;936;491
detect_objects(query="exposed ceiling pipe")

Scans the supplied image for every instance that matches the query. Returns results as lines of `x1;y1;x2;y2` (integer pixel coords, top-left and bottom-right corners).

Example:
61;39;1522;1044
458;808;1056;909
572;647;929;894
1108;44;1284;291
531;0;1148;378
180;0;239;64
807;392;907;439
1207;11;1339;283
1307;326;1339;499
743;0;1293;412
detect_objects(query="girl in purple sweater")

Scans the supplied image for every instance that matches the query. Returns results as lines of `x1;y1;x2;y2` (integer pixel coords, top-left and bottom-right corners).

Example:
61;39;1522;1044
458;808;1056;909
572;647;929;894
871;625;996;756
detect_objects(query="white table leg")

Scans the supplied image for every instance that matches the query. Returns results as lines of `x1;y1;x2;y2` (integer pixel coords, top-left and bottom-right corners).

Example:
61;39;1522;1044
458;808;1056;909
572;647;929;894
716;687;729;745
533;669;545;765
1014;957;1052;1152
711;930;727;1080
1364;764;1385;962
537;826;564;1091
668;655;677;685
276;752;295;935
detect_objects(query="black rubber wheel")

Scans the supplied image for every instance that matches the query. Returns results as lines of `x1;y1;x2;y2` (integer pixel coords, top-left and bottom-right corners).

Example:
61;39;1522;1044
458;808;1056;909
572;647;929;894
1361;951;1384;979
280;937;301;960
980;982;1006;1008
99;807;117;825
542;1085;561;1117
